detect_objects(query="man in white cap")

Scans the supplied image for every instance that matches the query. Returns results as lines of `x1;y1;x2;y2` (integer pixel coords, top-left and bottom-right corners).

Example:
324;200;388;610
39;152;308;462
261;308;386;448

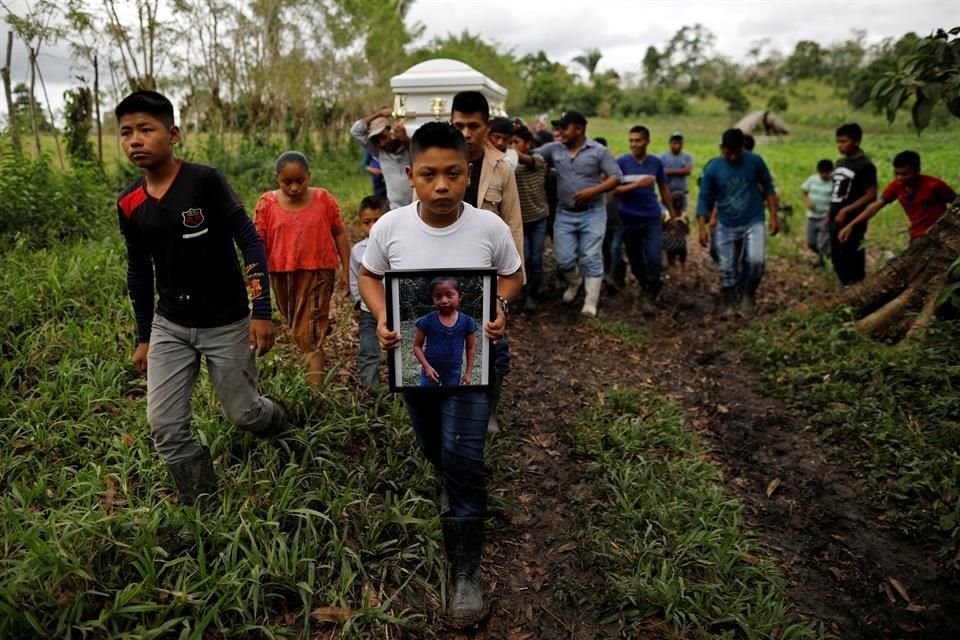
351;107;413;210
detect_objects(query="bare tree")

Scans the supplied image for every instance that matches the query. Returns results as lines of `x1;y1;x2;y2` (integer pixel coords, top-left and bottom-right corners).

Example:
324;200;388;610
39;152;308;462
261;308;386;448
102;0;168;91
1;30;19;151
2;0;64;165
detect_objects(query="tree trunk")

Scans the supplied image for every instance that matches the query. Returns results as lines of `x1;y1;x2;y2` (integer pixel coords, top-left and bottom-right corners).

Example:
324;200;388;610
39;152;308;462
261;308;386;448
837;201;960;340
94;54;103;167
35;63;64;169
2;31;20;152
27;48;41;157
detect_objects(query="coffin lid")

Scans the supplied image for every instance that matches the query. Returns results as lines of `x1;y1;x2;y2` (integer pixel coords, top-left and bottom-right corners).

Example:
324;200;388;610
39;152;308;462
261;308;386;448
390;58;507;98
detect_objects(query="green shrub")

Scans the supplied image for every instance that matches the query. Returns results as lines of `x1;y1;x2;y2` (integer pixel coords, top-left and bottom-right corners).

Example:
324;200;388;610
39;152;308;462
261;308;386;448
0;150;114;250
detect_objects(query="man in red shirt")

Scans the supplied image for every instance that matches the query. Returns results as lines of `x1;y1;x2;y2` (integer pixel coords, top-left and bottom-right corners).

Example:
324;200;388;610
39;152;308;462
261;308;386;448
839;150;956;245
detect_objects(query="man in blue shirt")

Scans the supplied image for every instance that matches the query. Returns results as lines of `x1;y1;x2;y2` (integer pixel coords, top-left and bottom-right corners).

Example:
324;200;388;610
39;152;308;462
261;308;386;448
660;131;693;213
697;128;779;315
614;125;675;315
538;110;622;317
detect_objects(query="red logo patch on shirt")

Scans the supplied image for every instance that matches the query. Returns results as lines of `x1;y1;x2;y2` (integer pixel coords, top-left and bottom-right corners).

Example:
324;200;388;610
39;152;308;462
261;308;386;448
182;208;205;228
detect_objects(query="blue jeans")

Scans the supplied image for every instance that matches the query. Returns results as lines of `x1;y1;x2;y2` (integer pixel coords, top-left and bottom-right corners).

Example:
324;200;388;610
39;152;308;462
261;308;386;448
621;216;663;289
403;391;491;517
357;310;380;388
523;217;548;283
715;220;766;291
553;207;607;277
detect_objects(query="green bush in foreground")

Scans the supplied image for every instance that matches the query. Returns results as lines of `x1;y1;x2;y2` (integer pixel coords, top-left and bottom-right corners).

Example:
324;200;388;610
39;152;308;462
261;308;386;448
739;311;960;555
0;239;443;638
576;389;822;639
0;151;114;251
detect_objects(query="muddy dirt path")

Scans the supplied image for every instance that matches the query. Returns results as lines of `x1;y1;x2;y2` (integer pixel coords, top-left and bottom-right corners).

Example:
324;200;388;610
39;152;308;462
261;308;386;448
436;240;959;639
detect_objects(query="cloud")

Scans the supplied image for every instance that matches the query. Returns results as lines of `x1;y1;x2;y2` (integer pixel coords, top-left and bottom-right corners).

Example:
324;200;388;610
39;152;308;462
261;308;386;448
406;0;955;70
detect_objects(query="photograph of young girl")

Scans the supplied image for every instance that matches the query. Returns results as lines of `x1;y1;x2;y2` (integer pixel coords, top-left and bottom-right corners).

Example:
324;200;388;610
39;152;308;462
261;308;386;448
386;270;493;390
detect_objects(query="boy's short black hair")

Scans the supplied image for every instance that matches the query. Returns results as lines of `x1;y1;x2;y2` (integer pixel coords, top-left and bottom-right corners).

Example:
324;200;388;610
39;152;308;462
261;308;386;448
721;128;745;151
410;122;469;162
836;122;863;141
817;159;834;173
628;125;650;139
593;136;608;147
893;150;921;171
490;117;513;135
513;125;534;143
359;195;388;213
533;129;554;146
743;134;755;151
115;90;175;127
451;91;490;120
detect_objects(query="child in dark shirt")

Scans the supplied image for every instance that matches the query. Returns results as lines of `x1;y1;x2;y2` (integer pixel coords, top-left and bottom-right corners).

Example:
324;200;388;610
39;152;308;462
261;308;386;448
116;91;287;505
413;277;479;386
829;122;878;285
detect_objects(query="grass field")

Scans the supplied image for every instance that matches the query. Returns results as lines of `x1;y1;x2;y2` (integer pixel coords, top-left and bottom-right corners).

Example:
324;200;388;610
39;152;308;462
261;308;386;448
1;81;958;636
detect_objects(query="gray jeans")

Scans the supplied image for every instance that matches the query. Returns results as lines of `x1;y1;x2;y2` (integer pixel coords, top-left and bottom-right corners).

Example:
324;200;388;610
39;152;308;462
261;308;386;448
357;310;381;388
147;315;276;464
806;217;830;257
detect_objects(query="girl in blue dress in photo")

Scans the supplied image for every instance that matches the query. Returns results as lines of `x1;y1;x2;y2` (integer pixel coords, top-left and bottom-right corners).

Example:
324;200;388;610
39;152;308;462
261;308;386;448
413;277;478;387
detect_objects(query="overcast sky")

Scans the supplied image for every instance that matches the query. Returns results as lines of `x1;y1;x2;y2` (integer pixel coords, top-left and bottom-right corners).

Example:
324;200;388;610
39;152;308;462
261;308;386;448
1;0;957;117
407;0;958;77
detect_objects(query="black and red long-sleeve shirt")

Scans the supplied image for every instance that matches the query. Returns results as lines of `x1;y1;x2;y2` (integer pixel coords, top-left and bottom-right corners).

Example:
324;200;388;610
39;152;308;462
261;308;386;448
117;161;271;343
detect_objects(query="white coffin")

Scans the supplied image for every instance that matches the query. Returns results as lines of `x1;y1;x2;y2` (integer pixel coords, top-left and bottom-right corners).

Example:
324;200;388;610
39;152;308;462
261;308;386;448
390;58;508;133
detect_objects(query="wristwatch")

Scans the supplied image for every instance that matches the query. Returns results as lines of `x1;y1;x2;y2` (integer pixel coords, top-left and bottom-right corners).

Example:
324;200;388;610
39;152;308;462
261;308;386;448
496;295;510;317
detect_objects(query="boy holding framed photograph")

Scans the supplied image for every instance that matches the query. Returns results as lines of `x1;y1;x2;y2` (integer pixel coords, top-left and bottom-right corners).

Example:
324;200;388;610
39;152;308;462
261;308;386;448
358;122;522;628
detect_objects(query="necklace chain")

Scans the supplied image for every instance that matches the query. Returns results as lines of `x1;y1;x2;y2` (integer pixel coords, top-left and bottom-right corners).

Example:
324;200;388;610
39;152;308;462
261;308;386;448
417;202;463;223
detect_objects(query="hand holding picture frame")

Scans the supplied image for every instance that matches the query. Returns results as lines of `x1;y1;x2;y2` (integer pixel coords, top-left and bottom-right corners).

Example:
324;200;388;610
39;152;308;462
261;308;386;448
384;268;496;392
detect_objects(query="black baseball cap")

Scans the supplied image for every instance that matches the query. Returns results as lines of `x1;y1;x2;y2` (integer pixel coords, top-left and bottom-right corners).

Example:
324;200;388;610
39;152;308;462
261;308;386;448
551;110;587;128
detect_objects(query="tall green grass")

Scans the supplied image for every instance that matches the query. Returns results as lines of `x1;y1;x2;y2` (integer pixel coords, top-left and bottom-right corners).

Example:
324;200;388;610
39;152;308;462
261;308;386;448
0;239;445;637
575;389;824;639
739;312;960;555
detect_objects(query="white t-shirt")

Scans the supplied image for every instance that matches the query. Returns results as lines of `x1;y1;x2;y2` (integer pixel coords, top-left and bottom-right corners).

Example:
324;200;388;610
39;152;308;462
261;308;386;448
362;202;522;276
504;148;519;170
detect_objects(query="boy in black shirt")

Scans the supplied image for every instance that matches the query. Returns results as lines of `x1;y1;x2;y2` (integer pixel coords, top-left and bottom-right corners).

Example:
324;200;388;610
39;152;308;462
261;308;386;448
829;123;878;285
116;91;287;505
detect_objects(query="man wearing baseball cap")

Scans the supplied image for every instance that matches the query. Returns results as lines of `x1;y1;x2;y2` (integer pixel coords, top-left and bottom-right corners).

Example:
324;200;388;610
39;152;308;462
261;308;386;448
350;107;413;210
537;110;622;317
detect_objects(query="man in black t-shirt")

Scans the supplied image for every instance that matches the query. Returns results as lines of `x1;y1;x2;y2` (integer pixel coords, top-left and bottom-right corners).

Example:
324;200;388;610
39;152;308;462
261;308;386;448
829;123;878;285
116;91;288;505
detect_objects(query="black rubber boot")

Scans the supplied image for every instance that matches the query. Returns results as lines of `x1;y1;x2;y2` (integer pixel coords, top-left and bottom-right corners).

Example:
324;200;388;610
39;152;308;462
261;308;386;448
166;446;218;506
441;516;489;628
250;395;289;438
740;286;757;315
524;274;542;312
640;280;661;317
721;287;738;318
